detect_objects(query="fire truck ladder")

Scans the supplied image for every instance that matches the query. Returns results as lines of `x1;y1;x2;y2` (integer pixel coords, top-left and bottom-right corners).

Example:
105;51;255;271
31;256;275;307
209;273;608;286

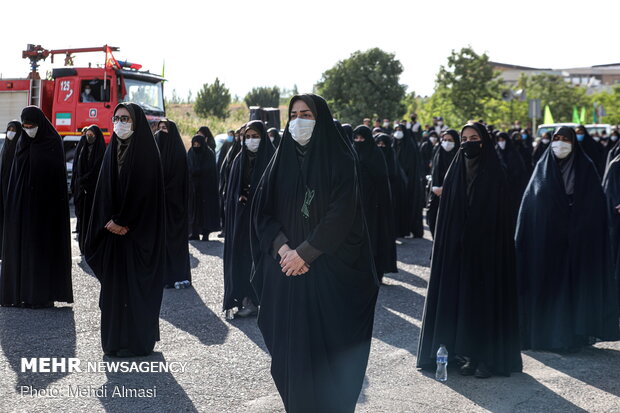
29;78;41;107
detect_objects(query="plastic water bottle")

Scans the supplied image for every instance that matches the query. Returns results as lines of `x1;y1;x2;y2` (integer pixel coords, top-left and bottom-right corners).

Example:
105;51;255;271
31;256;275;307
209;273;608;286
436;345;448;382
174;282;182;289
183;280;191;288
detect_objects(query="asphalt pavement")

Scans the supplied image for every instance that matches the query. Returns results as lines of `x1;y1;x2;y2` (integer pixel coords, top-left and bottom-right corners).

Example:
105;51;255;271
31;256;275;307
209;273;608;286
0;214;619;413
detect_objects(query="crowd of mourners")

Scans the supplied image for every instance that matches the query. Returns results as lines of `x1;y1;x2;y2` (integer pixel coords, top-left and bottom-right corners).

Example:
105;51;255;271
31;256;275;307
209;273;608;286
0;95;619;412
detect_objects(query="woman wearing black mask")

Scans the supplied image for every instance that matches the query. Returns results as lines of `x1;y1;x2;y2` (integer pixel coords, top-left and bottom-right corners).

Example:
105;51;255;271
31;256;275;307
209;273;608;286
250;94;379;412
188;134;220;241
0;121;21;258
426;129;460;237
154;119;191;288
223;120;274;318
353;125;397;283
74;125;106;253
0;107;72;308
417;122;522;379
197;125;216;152
85;103;165;357
516;126;620;352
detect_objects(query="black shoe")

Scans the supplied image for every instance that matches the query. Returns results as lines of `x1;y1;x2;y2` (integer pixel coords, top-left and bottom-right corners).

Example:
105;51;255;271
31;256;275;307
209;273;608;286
475;362;492;379
115;349;136;358
460;361;477;376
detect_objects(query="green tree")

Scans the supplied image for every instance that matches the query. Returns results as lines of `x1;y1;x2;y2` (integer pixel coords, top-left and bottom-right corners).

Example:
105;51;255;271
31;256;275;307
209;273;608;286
435;47;502;123
244;86;280;108
315;48;407;124
194;78;231;119
586;85;620;125
518;73;588;123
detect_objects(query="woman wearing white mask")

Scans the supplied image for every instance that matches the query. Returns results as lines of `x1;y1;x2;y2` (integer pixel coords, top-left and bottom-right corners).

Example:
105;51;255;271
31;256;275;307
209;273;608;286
516;126;620;352
0;107;72;308
0;121;21;259
85;103;166;357
495;132;527;233
223;120;274;319
250;94;379;412
427;129;460;237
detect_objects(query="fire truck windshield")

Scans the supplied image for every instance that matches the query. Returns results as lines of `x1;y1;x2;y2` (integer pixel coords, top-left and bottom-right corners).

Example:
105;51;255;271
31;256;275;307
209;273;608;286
122;78;164;113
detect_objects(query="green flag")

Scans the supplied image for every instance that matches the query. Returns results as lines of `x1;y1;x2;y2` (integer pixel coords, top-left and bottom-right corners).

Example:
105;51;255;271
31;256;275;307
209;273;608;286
572;106;580;123
593;104;598;124
544;105;554;124
580;107;586;124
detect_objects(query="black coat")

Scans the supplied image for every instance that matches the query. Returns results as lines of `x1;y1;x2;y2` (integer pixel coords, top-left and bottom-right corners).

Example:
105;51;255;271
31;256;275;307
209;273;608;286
417;122;522;376
155;120;191;286
0;121;20;259
0;106;72;307
188;135;221;236
223;121;274;311
75;125;106;253
250;94;378;412
516;127;620;351
353;125;397;277
85;103;165;356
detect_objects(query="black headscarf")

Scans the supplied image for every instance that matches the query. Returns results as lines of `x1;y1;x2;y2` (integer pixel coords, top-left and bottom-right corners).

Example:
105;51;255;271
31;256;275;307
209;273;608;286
513;129;534;176
342;123;354;143
267;127;281;148
417;122;522;376
516;125;620;351
0;106;72;306
576;125;605;180
0;121;21;258
223;120;275;311
495;131;528;232
75;124;106;252
353;125;397;277
84;102;165;356
154;119;191;286
532;133;551;166
198;126;216;152
250;94;378;412
603;153;620;304
187;134;220;236
375;133;408;236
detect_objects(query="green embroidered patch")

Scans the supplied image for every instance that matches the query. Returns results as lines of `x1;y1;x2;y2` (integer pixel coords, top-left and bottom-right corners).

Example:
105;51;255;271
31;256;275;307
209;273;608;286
301;187;315;219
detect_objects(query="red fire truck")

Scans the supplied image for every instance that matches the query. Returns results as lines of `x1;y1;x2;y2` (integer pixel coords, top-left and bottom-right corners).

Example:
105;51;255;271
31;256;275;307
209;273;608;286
0;44;166;143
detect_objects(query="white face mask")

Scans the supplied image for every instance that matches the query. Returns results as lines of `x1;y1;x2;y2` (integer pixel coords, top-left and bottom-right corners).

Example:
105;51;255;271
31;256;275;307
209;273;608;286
288;118;315;146
24;127;38;138
393;131;404;140
84;89;91;95
6;131;16;140
269;136;275;143
245;138;260;152
406;122;412;129
551;141;572;159
498;141;506;150
542;138;550;144
593;136;600;142
114;122;134;140
612;135;619;142
438;121;444;126
430;137;438;144
441;141;454;152
383;122;389;128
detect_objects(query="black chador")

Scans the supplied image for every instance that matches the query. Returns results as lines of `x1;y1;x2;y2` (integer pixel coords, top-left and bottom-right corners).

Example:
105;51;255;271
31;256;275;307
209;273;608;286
495;132;528;233
516;126;620;351
393;124;425;238
353;125;397;282
85;103;165;357
427;130;460;237
532;135;550;166
187;135;221;240
0;121;21;259
250;94;379;412
576;125;605;180
154;120;191;287
223;120;274;314
604;154;620;303
417;122;522;377
74;125;106;253
0;106;72;308
375;133;408;237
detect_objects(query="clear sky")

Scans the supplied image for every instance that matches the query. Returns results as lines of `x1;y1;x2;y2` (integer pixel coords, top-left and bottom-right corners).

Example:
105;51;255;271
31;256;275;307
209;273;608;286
2;0;617;100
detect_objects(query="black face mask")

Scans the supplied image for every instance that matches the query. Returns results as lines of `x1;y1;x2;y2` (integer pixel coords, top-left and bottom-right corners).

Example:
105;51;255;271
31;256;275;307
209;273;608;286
462;141;482;158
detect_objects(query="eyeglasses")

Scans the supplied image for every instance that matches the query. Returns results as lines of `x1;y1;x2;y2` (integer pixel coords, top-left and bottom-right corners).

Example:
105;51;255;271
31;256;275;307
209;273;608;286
112;115;131;124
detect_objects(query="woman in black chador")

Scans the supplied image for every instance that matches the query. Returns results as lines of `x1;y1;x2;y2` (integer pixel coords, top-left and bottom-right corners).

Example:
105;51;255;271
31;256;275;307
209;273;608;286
85;103;165;357
353;125;397;283
392;124;425;238
0;106;72;308
223;120;274;318
74;125;106;253
250;94;379;412
516;126;620;352
427;129;460;237
417;122;522;379
604;153;620;303
375;133;407;236
0;120;21;259
154;119;191;288
495;131;528;233
219;128;243;236
188;134;220;241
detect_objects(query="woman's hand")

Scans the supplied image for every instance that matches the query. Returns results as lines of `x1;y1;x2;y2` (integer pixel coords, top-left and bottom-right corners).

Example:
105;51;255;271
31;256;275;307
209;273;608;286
105;220;129;236
280;249;309;276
